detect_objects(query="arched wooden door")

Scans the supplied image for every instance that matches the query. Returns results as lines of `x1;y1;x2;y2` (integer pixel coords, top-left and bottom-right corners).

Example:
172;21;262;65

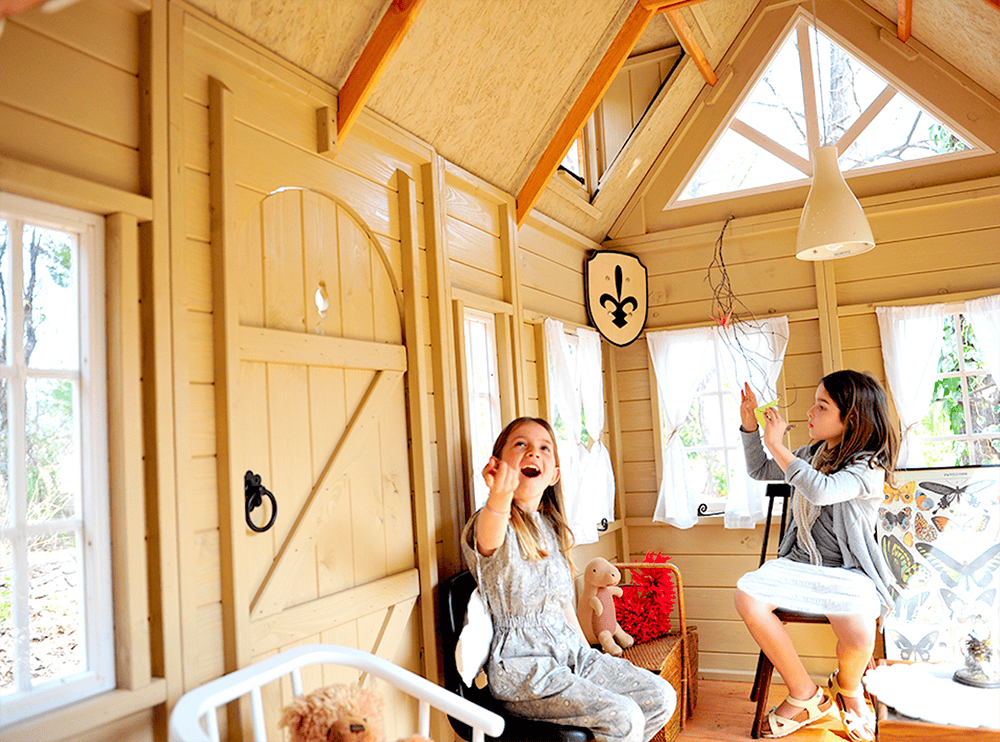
215;186;428;736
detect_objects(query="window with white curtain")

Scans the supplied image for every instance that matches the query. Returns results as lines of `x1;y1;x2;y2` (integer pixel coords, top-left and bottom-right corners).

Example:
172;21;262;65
0;193;113;724
646;317;789;529
462;307;503;509
543;319;615;544
878;298;1000;468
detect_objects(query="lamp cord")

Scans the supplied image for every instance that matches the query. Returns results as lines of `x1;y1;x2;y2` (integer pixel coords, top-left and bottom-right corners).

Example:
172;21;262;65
811;0;826;148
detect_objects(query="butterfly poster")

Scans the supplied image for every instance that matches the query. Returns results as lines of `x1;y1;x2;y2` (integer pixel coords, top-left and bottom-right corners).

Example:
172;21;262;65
879;467;1000;663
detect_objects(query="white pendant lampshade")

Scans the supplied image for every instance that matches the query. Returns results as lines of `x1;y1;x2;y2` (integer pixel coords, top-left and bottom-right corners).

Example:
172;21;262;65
796;145;875;260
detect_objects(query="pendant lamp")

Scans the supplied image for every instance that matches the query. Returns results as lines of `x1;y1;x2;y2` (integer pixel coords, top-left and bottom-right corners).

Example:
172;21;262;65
795;146;875;262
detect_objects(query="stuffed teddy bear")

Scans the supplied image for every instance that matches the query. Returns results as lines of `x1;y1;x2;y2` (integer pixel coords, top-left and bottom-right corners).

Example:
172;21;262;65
577;557;635;656
280;682;434;742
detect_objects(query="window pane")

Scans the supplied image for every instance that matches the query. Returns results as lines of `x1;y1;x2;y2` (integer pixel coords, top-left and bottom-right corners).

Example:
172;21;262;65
26;379;78;525
737;32;808;160
1;539;11;694
0;220;8;366
814;31;886;145
679;129;806;200
22;225;78;371
843;93;971;170
29;531;84;686
970;373;999;435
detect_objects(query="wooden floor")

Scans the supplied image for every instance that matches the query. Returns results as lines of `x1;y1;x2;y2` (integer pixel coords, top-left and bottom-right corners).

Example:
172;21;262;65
677;680;853;742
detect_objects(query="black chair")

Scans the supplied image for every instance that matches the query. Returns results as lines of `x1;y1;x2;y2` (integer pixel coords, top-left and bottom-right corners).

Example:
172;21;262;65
440;570;594;742
748;483;831;739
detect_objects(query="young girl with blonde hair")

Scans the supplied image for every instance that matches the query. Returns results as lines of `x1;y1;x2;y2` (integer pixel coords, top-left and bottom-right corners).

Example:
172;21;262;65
462;417;674;742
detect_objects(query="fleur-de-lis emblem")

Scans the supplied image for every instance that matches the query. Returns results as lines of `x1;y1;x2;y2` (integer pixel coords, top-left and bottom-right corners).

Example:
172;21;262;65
585;250;647;347
600;265;638;328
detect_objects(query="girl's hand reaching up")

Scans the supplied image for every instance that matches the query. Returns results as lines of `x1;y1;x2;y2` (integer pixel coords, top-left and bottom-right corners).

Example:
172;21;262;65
740;382;759;431
482;456;517;511
761;405;788;451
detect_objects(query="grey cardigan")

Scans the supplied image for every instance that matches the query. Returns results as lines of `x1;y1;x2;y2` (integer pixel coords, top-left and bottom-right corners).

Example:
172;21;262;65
741;428;895;619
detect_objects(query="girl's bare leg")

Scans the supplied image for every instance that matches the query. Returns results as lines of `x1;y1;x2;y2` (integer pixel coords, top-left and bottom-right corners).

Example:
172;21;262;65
734;589;818;719
827;614;875;722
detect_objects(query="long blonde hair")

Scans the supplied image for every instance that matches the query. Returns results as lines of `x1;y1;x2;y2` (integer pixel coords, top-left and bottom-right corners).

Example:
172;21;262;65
490;417;576;571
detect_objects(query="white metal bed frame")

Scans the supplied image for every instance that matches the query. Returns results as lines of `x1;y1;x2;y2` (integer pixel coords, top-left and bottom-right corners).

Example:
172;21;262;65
168;643;505;742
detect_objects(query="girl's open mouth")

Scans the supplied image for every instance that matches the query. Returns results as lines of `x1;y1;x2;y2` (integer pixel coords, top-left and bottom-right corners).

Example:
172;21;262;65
521;464;541;478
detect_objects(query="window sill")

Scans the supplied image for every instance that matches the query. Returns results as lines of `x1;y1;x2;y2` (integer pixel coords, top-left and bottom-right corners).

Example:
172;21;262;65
1;678;167;741
548;174;603;219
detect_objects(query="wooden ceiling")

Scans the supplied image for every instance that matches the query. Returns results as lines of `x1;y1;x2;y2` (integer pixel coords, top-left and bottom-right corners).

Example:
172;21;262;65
3;0;997;240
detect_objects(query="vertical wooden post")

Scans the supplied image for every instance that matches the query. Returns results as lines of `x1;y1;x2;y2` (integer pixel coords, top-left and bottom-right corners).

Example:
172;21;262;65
397;170;441;686
209;75;250;738
106;212;152;691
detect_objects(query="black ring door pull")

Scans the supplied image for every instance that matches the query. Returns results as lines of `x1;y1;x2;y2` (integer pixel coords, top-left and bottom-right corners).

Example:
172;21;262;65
244;470;277;533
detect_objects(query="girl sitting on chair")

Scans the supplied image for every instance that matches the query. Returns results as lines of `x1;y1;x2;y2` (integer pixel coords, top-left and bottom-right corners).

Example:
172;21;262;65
462;417;675;742
734;370;898;740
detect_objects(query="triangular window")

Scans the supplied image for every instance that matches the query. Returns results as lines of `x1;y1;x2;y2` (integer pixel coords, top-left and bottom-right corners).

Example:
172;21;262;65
677;18;978;204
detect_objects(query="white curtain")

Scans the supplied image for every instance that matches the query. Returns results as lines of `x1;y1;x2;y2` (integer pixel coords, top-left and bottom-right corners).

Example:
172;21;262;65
646;327;715;528
543;319;614;544
876;304;947;467
715;316;789;528
966;294;1000;386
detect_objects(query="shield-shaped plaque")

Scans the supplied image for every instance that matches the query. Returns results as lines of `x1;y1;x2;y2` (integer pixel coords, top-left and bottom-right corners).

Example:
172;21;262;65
585;250;648;347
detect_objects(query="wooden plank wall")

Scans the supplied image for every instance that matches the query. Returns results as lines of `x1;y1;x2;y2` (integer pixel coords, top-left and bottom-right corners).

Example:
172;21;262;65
607;176;1000;682
0;3;165;741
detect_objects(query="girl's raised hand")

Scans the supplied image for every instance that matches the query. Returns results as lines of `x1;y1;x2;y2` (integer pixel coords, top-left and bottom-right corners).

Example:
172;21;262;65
482;456;518;500
761;405;788;450
740;382;759;431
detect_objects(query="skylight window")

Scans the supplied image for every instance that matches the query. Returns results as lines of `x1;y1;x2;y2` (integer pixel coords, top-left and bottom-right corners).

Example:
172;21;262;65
678;19;976;204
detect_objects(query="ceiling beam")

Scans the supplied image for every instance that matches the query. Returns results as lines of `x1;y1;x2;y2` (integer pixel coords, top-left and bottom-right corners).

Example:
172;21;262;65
897;0;912;41
337;0;425;145
516;2;660;226
665;7;717;86
515;0;715;226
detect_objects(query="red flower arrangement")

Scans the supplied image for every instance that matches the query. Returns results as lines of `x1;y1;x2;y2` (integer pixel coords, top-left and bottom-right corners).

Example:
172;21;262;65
614;551;676;644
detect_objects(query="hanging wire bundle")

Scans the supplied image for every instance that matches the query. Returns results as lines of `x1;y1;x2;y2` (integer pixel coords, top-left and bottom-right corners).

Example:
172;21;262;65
705;215;792;406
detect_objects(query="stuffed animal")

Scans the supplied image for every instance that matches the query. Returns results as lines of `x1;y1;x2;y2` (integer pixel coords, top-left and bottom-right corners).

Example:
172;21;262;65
280;682;434;742
577;557;635;656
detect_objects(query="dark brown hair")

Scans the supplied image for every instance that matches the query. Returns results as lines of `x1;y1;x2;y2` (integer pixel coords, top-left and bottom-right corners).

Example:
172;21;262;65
491;417;576;567
812;370;899;478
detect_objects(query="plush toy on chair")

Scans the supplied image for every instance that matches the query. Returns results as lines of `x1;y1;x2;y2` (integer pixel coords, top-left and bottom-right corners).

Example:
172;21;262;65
577;557;635;656
280;683;434;742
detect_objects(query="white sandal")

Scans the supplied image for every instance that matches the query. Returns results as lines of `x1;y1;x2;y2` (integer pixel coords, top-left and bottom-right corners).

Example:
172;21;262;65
829;670;876;742
762;685;835;738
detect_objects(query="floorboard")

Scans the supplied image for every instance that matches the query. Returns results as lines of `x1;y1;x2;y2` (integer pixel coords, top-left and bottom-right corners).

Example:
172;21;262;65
678;680;854;741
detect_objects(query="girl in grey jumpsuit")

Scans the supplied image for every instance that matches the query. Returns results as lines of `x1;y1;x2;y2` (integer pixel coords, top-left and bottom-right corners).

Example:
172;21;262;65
462;417;674;742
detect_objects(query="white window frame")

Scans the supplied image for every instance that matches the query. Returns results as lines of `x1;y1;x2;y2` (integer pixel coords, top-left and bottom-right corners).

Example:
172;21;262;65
912;307;999;467
0;193;114;724
460;306;504;509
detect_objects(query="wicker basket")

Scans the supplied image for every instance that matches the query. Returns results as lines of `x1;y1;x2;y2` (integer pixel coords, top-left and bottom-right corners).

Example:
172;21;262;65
621;628;698;742
614;562;697;742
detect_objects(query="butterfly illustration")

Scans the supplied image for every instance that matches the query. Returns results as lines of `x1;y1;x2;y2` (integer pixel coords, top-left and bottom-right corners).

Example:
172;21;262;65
888;588;930;621
919;479;993;512
915;542;1000;590
940;588;997;623
915;492;936;511
889;629;938;662
932;514;990;534
914;512;937;542
879;507;912;532
903;531;914;547
883;480;915;505
882;534;932;589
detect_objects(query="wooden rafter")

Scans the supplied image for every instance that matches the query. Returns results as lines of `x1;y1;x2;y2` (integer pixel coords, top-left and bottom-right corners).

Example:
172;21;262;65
897;0;912;42
337;0;425;144
665;7;717;86
514;0;717;226
515;2;660;226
